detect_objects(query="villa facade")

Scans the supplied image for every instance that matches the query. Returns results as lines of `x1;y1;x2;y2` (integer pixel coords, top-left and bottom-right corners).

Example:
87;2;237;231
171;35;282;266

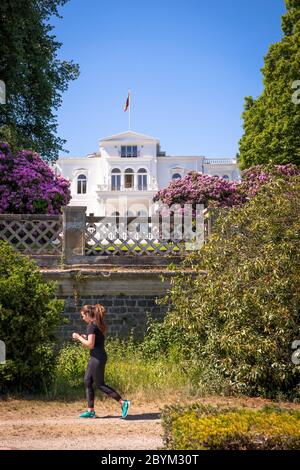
54;131;241;216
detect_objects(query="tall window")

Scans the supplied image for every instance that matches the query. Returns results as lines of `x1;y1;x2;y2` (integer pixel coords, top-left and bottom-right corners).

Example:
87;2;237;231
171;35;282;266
125;168;134;188
121;145;137;158
138;168;147;190
77;174;87;194
172;173;181;181
111;168;121;190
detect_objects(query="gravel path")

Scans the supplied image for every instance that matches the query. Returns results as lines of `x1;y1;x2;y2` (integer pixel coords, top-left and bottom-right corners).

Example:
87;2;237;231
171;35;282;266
1;396;299;450
0;400;162;450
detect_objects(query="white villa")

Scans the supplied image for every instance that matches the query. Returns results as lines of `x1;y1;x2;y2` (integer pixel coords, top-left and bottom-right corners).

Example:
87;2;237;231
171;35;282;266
54;131;241;216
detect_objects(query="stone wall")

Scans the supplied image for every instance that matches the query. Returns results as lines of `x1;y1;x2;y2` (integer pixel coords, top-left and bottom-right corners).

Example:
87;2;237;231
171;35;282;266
59;293;168;342
41;268;181;343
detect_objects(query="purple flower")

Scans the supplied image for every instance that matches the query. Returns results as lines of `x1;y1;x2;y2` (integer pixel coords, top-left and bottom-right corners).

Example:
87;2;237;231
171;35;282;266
0;143;71;214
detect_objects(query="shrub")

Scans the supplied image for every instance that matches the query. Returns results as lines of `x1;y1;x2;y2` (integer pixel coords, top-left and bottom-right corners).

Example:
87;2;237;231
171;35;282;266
162;403;300;450
0;142;71;214
0;241;65;393
153;164;300;211
150;176;300;399
153;171;245;210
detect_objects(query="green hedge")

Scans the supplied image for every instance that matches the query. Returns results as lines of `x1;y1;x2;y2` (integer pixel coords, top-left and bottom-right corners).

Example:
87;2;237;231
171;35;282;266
161;403;300;450
0;241;65;393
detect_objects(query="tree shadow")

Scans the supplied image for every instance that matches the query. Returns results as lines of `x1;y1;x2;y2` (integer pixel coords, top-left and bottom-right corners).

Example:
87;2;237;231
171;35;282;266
99;412;160;421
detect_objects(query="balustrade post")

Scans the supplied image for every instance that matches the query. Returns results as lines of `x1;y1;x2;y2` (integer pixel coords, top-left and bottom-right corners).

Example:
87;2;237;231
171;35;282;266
62;206;87;264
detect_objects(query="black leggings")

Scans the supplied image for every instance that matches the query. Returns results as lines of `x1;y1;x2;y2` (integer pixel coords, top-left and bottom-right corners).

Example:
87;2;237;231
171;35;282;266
84;356;122;408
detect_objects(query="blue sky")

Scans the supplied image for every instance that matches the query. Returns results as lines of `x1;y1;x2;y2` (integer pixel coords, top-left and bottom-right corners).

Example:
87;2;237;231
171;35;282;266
53;0;286;158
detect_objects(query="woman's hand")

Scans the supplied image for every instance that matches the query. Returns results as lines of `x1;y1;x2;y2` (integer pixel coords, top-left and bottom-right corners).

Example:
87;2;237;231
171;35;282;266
72;332;80;341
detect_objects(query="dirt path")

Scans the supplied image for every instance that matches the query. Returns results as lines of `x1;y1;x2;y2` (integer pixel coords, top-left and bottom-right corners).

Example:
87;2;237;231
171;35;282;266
1;396;299;450
0;400;162;450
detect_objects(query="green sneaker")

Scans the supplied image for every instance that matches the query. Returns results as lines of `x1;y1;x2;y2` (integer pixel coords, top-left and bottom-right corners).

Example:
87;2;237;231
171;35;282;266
121;400;130;419
79;410;96;418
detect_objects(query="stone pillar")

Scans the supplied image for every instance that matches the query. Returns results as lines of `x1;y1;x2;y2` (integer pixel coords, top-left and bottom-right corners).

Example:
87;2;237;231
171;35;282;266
62;206;87;264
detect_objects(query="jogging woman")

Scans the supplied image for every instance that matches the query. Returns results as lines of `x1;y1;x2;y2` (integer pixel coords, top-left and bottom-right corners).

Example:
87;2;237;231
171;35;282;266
72;304;130;419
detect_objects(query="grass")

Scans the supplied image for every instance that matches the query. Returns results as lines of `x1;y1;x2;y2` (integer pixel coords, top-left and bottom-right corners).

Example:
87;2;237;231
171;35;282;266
49;338;192;402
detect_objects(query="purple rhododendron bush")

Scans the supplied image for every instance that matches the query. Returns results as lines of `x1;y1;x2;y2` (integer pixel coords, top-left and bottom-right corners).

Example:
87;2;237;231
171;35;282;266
153;164;300;210
0;142;71;214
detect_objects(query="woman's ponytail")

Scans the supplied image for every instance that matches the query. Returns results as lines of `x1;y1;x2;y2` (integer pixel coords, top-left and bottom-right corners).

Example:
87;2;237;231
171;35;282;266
93;304;107;334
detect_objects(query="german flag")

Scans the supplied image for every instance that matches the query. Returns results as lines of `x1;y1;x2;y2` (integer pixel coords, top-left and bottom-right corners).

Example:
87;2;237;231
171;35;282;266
124;92;130;112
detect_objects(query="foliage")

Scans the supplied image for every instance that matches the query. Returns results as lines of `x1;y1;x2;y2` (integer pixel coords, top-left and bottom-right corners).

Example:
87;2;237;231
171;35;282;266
0;142;71;213
238;0;300;169
150;176;300;399
153;164;300;210
240;162;300;198
0;241;65;393
161;403;300;450
51;337;190;400
153;171;246;210
0;0;79;162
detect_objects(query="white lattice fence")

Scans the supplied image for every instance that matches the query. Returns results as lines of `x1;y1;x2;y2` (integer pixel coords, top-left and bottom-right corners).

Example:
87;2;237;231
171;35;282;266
0;215;63;254
85;216;190;256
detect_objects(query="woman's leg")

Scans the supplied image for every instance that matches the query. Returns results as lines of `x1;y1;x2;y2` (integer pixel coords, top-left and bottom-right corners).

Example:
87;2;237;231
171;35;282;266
84;359;95;410
93;358;122;402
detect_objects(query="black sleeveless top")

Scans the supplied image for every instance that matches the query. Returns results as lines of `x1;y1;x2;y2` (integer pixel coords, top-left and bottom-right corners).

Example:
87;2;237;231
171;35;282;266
87;322;107;361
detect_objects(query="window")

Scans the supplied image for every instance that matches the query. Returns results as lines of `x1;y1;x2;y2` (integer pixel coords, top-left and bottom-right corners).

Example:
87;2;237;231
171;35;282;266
222;175;229;180
121;145;138;158
111;168;121;190
138;168;147;190
125;168;134;188
77;174;87;194
172;173;181;181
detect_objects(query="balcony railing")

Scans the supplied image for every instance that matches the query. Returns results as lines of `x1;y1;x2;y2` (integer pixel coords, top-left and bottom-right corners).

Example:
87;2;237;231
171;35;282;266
204;158;237;165
97;184;157;192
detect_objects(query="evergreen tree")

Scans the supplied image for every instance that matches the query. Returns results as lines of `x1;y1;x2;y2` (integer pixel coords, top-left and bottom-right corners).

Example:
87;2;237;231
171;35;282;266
238;0;300;169
0;0;79;162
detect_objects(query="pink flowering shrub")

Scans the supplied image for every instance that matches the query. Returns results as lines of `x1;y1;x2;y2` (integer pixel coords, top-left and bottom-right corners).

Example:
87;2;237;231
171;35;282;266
153;171;246;210
0;142;71;214
240;163;300;199
154;164;300;210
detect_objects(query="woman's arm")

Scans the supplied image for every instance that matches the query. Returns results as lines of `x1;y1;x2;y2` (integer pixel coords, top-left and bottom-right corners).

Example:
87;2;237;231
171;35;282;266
72;333;95;349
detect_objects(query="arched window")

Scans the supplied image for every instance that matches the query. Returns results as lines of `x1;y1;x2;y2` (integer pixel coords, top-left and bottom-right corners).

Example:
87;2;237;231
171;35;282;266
77;174;87;194
111;168;121;190
125;168;134;189
126;209;135;217
222;175;229;180
138;168;147;190
172;173;181;181
213;174;219;178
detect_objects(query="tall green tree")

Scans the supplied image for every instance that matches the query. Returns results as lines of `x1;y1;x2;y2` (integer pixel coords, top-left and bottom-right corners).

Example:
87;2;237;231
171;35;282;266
238;0;300;170
0;0;79;162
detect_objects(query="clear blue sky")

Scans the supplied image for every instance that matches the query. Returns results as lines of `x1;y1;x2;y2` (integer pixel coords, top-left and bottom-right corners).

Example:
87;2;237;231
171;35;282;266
53;0;286;158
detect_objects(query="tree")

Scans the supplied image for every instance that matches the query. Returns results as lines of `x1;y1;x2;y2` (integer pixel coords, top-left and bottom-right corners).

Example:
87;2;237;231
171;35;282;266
149;176;300;399
238;0;300;169
0;0;79;162
0;142;71;214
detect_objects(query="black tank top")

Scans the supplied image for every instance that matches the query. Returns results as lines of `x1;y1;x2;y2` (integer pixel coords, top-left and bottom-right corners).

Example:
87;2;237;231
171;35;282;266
87;322;107;361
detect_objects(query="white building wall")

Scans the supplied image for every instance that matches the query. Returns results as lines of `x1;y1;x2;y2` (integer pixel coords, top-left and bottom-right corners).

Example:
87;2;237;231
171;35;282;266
54;131;241;216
